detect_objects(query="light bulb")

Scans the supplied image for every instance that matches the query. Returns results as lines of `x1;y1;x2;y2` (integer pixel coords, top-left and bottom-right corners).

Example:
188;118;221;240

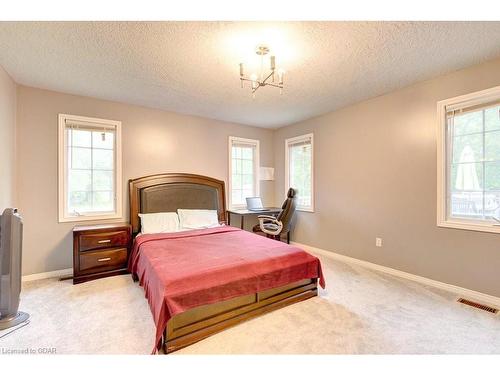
250;73;258;89
278;69;285;84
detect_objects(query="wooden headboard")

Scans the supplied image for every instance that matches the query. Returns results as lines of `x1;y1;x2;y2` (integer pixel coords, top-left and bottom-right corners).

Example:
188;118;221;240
129;173;227;234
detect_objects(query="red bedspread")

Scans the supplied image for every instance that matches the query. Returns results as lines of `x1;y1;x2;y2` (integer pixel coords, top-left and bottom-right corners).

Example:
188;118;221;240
128;226;325;353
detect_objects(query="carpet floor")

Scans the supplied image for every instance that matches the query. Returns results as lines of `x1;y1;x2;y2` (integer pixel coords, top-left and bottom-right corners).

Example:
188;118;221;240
1;251;499;354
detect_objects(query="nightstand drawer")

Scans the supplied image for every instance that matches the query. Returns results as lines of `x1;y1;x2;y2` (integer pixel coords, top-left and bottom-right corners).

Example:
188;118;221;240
79;230;129;252
79;247;128;274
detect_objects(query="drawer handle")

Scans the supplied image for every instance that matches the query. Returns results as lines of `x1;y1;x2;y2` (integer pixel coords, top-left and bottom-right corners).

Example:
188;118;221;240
97;257;111;262
97;239;111;244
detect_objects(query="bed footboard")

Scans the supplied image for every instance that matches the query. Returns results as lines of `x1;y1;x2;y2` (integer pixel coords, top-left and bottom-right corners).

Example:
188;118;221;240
163;278;318;353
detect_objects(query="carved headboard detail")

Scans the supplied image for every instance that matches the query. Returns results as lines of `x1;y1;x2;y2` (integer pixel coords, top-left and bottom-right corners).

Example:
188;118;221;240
129;173;226;234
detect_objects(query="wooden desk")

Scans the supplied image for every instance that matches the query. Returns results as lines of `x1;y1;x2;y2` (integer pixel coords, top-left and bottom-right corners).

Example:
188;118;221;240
227;208;281;229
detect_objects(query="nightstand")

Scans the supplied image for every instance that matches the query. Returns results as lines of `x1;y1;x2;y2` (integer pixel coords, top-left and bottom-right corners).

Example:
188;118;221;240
72;223;132;284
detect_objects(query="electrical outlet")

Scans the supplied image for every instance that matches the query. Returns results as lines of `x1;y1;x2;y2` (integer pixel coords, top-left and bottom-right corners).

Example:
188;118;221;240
375;237;382;247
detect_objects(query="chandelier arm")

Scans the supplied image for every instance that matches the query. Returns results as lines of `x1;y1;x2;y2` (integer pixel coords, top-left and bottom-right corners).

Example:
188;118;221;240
252;84;262;94
261;71;275;85
264;82;283;89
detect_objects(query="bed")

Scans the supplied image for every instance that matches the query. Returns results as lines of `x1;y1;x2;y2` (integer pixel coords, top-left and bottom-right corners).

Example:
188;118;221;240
128;173;325;353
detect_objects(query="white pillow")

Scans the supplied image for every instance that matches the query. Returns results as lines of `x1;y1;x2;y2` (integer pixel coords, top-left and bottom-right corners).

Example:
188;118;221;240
138;212;180;234
177;209;220;230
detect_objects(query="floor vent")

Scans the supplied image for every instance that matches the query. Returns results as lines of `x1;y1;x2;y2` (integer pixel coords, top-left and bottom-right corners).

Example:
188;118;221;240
457;298;499;314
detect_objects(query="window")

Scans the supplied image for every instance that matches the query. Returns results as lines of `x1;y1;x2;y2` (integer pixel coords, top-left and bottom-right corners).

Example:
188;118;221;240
437;86;500;233
228;136;259;208
58;114;122;222
286;133;314;212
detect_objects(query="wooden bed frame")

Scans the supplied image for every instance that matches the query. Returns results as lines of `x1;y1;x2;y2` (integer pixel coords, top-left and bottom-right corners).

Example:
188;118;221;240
129;173;318;353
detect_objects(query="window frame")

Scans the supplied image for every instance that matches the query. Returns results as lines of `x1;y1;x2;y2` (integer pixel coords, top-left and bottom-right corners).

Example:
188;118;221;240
437;85;500;234
285;133;314;212
58;114;123;223
228;136;260;209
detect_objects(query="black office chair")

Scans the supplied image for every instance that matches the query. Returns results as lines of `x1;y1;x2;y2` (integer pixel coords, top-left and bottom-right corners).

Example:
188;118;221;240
252;188;297;244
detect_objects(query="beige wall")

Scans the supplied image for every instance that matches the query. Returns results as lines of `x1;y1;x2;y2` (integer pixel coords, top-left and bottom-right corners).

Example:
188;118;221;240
13;57;500;298
274;58;500;298
0;66;16;211
16;86;274;275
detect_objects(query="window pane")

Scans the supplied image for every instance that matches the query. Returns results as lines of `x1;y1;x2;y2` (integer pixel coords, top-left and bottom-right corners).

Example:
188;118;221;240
93;170;113;191
484;191;500;218
92;131;114;149
289;142;312;208
237;158;243;175
230;142;257;206
69;170;91;192
453;111;483;136
233;158;241;174
485;106;500;132
452;134;483;164
232;173;242;189
68;191;91;213
241;147;253;159
450;162;483;192
445;101;500;224
233;146;241;159
242;159;253;174
70;129;92;147
298;195;311;207
242;174;253;190
232;190;243;205
485;161;500;191
70;147;91;169
242;189;253;200
93;191;114;212
62;118;119;219
93;149;114;170
450;192;483;218
485;131;500;161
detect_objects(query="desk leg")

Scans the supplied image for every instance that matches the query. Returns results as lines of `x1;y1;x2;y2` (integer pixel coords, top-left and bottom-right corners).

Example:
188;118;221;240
241;215;244;230
228;213;231;226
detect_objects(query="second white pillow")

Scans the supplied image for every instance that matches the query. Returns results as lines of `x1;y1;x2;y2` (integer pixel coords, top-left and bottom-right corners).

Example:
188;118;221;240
177;209;220;229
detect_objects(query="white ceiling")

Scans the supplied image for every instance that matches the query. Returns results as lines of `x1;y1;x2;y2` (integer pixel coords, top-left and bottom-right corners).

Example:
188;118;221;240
1;21;500;128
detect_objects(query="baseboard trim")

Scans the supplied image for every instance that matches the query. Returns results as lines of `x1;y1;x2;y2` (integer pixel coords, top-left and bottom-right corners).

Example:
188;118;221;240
22;268;73;282
293;241;500;308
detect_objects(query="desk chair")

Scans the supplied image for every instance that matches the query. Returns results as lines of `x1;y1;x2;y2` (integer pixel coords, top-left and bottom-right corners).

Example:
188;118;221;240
252;188;297;244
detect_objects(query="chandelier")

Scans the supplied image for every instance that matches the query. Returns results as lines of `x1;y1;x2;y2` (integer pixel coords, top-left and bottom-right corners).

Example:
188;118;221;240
239;45;284;97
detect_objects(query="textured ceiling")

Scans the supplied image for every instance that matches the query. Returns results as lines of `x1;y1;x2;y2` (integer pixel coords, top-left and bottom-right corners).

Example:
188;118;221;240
1;21;500;128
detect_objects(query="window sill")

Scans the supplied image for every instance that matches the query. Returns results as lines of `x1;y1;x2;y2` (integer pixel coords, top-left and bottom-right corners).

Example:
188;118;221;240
297;207;315;213
437;219;500;234
59;213;123;223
